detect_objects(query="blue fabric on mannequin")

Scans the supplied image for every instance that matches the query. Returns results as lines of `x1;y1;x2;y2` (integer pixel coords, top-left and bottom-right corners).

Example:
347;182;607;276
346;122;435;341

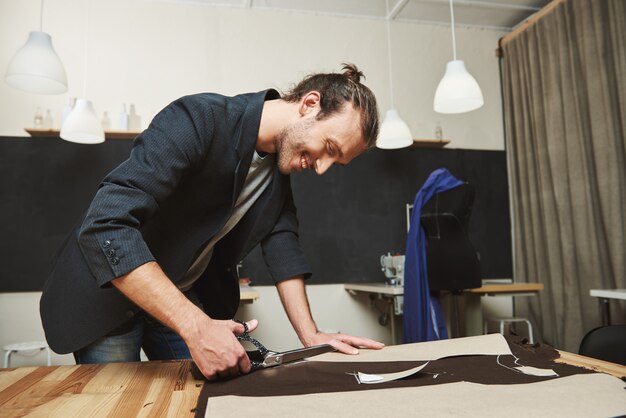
403;168;464;343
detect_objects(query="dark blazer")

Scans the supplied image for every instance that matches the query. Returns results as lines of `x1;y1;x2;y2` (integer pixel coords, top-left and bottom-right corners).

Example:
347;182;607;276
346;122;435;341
40;90;311;354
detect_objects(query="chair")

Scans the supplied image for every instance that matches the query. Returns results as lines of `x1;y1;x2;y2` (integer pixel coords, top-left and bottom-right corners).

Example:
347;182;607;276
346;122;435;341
3;341;52;368
578;325;626;366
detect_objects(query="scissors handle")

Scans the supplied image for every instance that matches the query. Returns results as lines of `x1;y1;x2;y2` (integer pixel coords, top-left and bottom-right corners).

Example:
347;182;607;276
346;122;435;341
233;319;269;370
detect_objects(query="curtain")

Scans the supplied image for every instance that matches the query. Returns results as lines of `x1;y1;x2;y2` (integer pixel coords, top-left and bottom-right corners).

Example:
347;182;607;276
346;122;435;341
501;0;626;352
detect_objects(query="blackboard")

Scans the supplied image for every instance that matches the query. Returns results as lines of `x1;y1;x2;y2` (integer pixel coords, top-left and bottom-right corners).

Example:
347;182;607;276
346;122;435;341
0;137;133;292
242;146;512;285
0;136;511;291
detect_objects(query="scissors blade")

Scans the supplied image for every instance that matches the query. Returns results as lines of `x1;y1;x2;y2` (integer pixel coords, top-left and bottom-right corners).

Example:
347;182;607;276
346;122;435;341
265;344;336;367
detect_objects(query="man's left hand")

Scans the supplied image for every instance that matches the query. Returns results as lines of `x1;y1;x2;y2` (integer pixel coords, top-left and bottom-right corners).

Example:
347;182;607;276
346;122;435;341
306;331;384;355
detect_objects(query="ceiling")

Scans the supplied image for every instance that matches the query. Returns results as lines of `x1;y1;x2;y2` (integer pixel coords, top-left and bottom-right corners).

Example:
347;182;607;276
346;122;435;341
171;0;551;30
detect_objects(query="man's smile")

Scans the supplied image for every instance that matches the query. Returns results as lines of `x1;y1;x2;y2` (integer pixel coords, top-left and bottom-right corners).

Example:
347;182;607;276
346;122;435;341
300;154;309;170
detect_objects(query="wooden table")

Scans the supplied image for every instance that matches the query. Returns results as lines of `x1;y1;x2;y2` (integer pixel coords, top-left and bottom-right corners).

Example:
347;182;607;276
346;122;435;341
0;361;201;417
1;350;624;417
464;282;544;336
469;283;544;295
344;282;544;342
239;286;260;304
556;350;626;378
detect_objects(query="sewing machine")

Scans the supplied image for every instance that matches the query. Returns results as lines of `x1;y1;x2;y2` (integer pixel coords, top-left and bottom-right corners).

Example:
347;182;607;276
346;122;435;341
380;252;405;287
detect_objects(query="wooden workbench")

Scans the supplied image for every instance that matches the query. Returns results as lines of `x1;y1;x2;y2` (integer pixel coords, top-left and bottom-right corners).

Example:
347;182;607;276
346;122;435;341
0;360;201;417
1;348;624;417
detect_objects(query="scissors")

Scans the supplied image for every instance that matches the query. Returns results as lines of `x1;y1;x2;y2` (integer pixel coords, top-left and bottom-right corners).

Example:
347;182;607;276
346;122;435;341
191;320;336;380
234;320;336;370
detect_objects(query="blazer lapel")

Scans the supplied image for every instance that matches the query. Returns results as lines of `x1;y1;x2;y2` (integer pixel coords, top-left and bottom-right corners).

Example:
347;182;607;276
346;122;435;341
231;89;280;206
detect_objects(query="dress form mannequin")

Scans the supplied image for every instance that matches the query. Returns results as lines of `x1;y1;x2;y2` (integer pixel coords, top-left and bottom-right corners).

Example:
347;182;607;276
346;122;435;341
420;183;481;291
420;183;481;336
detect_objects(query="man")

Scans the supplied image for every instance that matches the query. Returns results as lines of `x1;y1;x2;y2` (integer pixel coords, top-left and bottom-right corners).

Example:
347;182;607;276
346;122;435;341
40;63;384;380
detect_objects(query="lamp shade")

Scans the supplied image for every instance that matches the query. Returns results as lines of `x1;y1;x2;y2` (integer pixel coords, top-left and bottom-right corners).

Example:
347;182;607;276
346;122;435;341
376;109;413;149
434;60;484;114
60;99;105;144
5;31;68;95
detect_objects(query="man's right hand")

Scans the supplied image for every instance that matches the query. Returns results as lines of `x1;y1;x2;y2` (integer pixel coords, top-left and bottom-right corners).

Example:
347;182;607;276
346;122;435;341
111;262;258;380
183;316;258;380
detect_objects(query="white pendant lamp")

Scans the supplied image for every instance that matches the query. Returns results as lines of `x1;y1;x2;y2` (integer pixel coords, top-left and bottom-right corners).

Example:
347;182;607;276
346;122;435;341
376;0;413;149
377;109;413;149
60;99;104;144
434;0;484;114
60;0;104;144
5;1;67;94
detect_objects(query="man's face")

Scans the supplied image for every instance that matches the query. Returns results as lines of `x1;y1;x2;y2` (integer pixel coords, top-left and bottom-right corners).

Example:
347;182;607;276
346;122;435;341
275;104;366;175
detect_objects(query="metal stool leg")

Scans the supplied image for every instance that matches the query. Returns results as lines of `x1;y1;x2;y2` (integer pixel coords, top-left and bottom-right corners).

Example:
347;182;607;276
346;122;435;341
3;342;52;367
4;350;13;368
524;319;534;344
500;320;505;336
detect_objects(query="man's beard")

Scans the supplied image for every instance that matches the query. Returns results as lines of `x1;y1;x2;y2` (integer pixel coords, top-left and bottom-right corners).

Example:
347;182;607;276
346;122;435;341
275;119;313;174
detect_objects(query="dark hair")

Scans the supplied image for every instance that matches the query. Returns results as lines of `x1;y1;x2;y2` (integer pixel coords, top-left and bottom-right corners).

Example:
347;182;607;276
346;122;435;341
282;63;379;148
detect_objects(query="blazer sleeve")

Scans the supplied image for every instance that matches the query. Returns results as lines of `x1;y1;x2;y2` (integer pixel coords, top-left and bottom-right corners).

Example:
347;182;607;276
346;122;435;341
77;96;216;287
260;185;312;283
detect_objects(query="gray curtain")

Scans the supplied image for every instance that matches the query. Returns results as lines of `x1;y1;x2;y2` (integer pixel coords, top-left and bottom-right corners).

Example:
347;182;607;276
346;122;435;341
501;0;626;352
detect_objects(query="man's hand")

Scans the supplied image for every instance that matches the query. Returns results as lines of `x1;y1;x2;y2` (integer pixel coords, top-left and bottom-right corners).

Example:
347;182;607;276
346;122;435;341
112;262;259;381
183;317;258;380
276;276;385;355
305;331;384;355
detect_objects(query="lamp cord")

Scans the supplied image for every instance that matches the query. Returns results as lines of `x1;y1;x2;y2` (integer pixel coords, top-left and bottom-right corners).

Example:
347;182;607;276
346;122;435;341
385;0;394;108
450;0;457;60
39;0;44;31
82;0;89;97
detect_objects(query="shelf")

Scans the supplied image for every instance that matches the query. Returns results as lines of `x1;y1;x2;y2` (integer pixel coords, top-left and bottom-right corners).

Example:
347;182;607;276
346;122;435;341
25;128;140;140
412;139;450;148
25;130;450;146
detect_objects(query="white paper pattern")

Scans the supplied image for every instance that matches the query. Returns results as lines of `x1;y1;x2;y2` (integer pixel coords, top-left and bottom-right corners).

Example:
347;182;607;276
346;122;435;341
312;333;513;363
356;362;429;384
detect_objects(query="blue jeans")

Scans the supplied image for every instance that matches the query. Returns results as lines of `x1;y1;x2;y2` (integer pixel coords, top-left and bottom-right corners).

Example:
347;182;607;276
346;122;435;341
73;291;200;364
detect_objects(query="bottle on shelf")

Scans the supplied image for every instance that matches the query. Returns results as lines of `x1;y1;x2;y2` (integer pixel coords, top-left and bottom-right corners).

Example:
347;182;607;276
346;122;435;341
33;107;43;128
118;104;129;131
101;111;111;131
128;104;141;131
43;109;53;129
435;121;443;140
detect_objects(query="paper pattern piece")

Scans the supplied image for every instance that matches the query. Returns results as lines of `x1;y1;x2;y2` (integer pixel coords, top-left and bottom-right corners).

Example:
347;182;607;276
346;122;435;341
355;362;429;384
311;333;513;363
514;366;558;377
206;373;626;418
355;373;383;383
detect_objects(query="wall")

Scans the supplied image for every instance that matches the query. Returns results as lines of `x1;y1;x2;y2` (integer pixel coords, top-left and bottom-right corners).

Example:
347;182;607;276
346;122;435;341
0;0;506;149
0;0;510;366
0;286;512;366
0;286;391;367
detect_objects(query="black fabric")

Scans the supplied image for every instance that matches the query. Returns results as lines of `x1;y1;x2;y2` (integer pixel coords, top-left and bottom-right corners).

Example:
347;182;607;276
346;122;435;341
420;184;481;291
192;337;593;417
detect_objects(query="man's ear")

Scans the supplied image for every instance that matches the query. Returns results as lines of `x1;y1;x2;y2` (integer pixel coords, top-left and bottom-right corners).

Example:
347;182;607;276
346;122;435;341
299;91;321;116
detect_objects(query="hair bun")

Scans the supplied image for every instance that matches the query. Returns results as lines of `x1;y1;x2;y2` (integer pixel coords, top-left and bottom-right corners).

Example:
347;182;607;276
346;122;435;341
341;63;365;83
